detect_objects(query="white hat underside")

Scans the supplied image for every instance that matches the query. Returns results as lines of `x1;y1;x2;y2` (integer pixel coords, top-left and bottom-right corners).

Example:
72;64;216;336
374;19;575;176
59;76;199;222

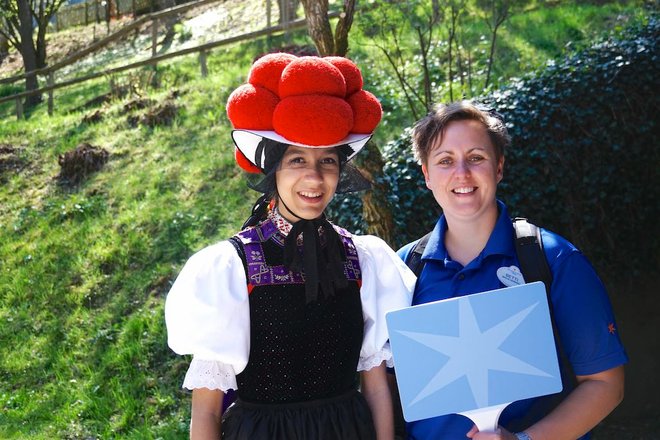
231;129;372;170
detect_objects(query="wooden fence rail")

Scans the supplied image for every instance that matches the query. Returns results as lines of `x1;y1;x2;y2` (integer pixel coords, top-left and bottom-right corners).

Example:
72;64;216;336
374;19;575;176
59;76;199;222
1;1;326;119
0;0;223;86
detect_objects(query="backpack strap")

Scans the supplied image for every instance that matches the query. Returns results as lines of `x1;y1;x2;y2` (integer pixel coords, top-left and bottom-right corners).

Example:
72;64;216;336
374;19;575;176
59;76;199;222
404;231;433;277
512;218;560;335
512;218;553;294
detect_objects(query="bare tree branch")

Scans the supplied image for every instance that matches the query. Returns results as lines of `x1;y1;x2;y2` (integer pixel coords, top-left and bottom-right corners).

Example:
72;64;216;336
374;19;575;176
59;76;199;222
300;0;334;55
333;0;356;56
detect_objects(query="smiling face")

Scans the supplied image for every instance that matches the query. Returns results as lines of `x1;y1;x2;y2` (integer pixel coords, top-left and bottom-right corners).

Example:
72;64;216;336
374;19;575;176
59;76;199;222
422;119;504;226
275;145;340;222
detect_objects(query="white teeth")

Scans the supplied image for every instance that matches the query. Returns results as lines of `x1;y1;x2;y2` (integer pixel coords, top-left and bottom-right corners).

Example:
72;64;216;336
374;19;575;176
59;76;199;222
453;187;476;194
300;191;322;198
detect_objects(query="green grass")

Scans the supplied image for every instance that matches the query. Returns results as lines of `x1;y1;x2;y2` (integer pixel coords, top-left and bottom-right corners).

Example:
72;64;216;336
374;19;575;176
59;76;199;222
0;42;264;437
0;2;651;436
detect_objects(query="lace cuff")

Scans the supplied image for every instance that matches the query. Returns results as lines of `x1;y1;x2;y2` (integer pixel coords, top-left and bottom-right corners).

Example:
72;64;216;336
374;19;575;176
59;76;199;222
357;343;393;371
182;358;238;391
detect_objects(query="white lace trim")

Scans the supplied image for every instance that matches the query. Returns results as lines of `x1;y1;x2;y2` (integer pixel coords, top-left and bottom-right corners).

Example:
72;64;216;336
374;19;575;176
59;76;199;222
357;345;393;371
182;358;238;391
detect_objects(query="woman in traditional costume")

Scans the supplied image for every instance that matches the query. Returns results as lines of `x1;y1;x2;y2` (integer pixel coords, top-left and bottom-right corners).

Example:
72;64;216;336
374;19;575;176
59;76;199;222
165;53;415;440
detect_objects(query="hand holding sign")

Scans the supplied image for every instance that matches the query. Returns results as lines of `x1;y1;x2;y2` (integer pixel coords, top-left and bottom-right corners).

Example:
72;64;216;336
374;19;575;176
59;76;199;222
386;282;562;431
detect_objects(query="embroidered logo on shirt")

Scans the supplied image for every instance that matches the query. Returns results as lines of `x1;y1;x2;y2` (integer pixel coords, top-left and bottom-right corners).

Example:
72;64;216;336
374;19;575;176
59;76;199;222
497;265;525;287
608;323;616;334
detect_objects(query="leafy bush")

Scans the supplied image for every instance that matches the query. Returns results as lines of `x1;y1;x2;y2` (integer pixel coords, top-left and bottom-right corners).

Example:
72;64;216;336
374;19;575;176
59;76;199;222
331;16;659;277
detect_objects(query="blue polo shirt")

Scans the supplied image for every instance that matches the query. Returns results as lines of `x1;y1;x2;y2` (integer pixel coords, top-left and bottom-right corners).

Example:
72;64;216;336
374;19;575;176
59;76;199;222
397;201;628;440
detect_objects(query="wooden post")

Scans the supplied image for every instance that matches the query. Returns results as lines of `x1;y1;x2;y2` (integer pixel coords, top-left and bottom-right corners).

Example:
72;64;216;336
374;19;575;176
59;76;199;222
266;0;272;44
47;72;54;116
15;97;23;120
85;1;89;26
282;0;291;43
151;17;158;57
199;50;208;78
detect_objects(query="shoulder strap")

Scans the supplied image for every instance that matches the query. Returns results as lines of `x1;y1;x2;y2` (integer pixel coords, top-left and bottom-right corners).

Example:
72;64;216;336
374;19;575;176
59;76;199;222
404;231;433;277
512;217;553;294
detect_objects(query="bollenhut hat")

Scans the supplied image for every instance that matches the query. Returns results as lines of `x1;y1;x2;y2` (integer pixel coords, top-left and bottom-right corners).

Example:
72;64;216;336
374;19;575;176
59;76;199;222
226;53;382;173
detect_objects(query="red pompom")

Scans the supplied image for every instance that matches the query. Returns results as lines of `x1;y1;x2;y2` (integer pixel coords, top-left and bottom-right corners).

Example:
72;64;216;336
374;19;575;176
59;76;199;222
347;90;382;133
324;56;363;96
273;95;353;146
226;84;279;130
279;57;346;99
248;52;298;95
235;147;262;174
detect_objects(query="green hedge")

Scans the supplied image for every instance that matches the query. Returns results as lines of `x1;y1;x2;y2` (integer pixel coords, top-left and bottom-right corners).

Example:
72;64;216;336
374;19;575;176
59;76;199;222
329;16;659;277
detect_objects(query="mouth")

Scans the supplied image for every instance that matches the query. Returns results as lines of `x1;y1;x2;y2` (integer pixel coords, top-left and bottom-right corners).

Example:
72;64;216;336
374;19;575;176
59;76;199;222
298;191;324;201
452;186;476;194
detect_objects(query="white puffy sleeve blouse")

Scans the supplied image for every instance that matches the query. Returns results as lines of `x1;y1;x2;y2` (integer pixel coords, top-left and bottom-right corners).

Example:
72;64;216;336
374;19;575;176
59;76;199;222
164;235;415;391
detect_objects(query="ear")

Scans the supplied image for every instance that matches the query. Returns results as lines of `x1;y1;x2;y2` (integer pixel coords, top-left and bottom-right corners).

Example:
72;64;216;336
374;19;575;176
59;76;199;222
496;156;505;183
421;163;431;189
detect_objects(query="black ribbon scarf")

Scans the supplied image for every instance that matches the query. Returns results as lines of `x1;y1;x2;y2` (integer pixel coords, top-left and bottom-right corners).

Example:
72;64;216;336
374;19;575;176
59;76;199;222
283;216;348;303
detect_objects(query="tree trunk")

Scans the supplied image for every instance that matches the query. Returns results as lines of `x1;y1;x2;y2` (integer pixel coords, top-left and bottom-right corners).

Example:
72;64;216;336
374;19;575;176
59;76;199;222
300;0;333;56
354;141;395;247
485;26;498;88
0;35;9;55
155;0;177;52
17;0;42;107
35;20;48;69
277;0;299;24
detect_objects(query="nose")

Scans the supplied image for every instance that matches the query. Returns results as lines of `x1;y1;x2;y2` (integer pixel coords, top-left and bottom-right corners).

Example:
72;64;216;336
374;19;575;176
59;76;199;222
303;163;324;182
455;159;471;177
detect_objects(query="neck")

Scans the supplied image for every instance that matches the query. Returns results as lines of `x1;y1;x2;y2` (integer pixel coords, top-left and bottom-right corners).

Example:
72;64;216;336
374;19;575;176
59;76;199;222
279;209;301;224
444;205;499;266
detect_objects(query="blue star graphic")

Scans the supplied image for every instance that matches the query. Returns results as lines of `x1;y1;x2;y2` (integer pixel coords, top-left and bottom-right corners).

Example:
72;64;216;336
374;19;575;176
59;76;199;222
396;297;553;408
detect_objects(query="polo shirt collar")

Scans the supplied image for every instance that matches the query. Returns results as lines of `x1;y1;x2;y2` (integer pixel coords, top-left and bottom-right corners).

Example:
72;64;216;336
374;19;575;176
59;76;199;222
421;200;516;264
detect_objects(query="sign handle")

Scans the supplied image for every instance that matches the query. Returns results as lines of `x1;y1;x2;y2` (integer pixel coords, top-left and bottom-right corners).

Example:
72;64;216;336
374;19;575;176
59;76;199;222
459;402;510;432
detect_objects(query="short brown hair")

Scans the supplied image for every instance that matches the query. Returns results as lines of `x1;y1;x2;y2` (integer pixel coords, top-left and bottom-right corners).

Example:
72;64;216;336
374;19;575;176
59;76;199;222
411;100;510;165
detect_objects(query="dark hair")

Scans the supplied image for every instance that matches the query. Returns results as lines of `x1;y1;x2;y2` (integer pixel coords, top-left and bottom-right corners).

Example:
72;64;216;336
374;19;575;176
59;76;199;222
412;100;510;165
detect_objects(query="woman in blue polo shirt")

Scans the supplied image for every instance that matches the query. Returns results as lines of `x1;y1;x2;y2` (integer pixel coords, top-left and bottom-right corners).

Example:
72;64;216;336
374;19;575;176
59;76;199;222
396;101;627;440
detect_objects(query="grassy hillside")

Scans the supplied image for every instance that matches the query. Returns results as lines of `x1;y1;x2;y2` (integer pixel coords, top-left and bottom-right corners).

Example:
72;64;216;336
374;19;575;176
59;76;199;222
0;1;651;437
1;56;251;439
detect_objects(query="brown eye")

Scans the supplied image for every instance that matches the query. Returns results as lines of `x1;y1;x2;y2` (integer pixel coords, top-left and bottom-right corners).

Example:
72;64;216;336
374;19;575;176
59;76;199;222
285;156;306;168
